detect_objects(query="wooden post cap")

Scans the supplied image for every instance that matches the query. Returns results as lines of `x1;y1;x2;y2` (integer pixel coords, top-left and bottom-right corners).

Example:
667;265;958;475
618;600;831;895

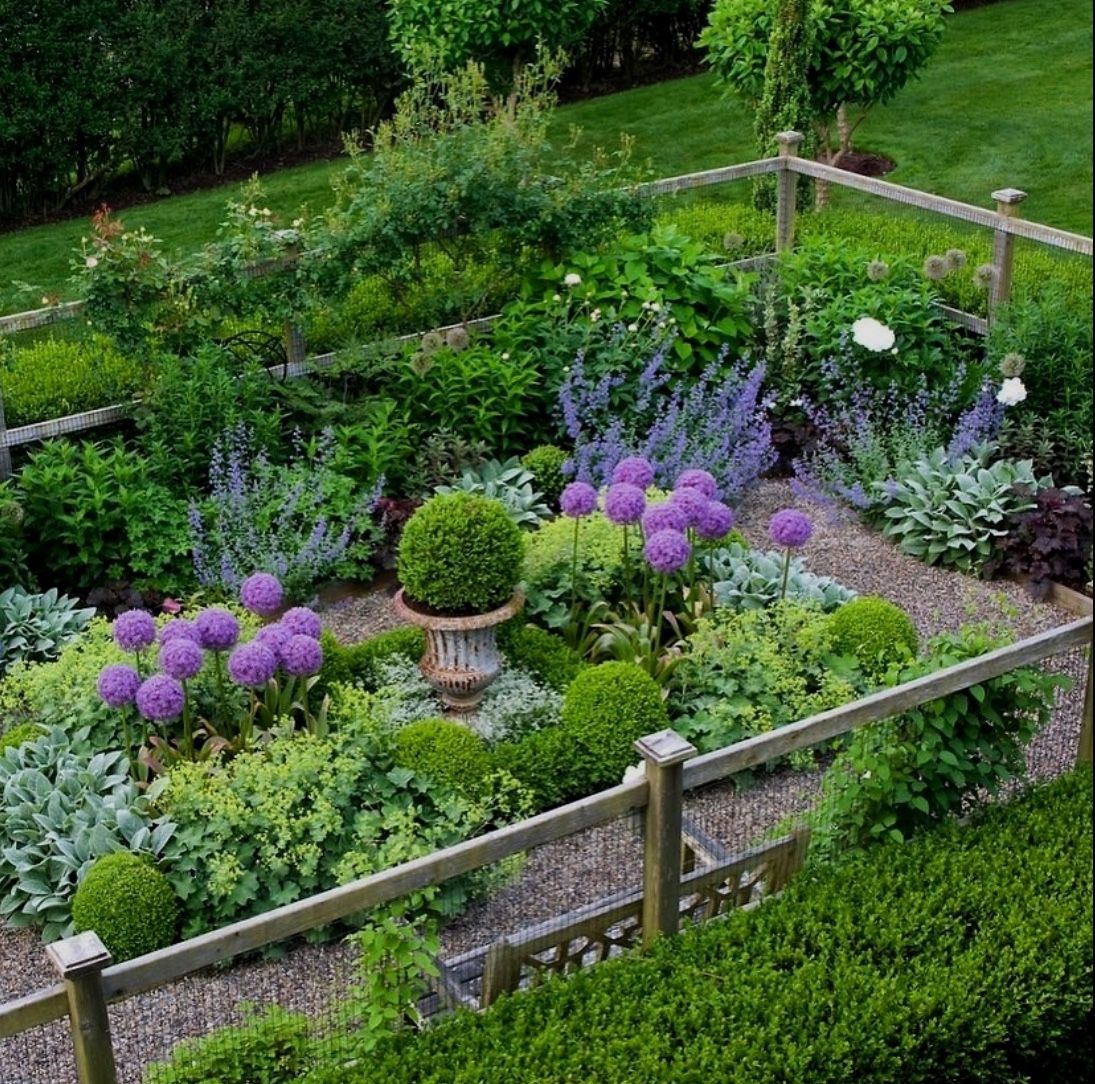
635;729;697;767
46;932;112;979
991;187;1027;207
776;131;804;153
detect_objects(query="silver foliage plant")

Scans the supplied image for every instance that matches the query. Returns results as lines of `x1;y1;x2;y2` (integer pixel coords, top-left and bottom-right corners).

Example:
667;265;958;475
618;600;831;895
705;542;856;612
0;586;95;674
434;458;552;529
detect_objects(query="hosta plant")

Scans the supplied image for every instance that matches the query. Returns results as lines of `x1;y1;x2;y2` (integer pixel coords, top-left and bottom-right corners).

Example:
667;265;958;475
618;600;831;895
0;726;176;941
704;542;856;612
434;458;552;529
876;445;1045;575
0;587;95;674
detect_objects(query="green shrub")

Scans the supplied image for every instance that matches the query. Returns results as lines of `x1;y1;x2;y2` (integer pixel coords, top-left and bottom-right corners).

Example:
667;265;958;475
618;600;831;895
560;663;668;789
0;721;42;754
397;493;524;614
828;595;918;679
71;852;179;962
654;202;775;258
520;445;569;507
491;725;589;811
0;335;142;427
497;622;586;692
0;482;30;588
811;625;1065;859
318;627;425;695
393;719;492;799
298;768;1093;1084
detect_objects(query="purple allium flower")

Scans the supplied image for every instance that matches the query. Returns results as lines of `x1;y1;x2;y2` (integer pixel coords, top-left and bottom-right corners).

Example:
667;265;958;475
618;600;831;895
227;641;278;687
253;623;291;664
641;502;689;536
160;618;200;646
604;483;646;526
239;572;284;617
281;606;322;640
769;509;813;549
282;634;323;677
159;638;204;681
560;481;598;519
668;486;707;527
643;529;692;574
675;469;718;499
611;456;656;489
97;664;141;709
113;610;156;654
696;501;735;541
135;675;185;721
195;608;240;652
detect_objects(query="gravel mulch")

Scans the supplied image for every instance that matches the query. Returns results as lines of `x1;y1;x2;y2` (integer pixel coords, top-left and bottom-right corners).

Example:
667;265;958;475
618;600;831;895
1;480;1088;1083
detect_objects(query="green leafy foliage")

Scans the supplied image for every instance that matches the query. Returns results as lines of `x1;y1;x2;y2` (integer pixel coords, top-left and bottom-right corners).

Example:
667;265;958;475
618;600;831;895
393;719;493;799
0;586;94;674
520;445;569;507
811;626;1065;859
317;627;426;695
434;457;552;529
496;621;587;691
397;493;524;614
71;851;179;962
0;727;176;941
705;540;856;613
672;602;864;756
0;722;43;754
0;482;29;588
877;445;1045;574
828;595;919;680
296;768;1092;1084
0;335;142;427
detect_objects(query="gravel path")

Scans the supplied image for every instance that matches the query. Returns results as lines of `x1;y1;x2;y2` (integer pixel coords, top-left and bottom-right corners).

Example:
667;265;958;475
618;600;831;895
1;480;1088;1083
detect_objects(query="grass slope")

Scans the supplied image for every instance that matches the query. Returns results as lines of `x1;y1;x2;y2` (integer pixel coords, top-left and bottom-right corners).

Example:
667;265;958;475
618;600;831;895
0;0;1089;316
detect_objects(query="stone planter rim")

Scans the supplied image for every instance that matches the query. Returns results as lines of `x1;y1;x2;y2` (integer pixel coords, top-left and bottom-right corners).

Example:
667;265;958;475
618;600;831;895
392;587;524;631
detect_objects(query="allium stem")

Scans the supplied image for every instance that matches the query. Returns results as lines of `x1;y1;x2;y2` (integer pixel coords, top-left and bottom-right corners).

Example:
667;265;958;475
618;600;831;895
213;651;228;734
779;548;792;602
181;682;193;759
568;517;580;623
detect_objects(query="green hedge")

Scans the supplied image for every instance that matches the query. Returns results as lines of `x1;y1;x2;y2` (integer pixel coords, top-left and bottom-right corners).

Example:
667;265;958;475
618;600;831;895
314;767;1092;1083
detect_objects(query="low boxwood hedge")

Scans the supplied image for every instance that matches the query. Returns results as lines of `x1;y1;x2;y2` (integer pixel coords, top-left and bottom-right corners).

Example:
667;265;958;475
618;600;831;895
320;767;1092;1083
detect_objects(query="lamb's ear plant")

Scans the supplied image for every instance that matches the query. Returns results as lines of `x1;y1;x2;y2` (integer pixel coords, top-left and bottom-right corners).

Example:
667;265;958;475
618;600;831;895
704;541;856;612
0;586;95;673
434;457;552;528
876;444;1046;574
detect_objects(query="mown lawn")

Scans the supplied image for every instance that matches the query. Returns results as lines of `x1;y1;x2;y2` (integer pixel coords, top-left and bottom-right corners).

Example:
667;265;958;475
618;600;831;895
0;0;1089;315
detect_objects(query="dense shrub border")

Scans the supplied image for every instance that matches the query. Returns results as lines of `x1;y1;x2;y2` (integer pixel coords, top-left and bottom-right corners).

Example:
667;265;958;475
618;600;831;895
308;768;1093;1084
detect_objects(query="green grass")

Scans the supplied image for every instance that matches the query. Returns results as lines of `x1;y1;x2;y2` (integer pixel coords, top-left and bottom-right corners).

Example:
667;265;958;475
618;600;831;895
0;0;1089;317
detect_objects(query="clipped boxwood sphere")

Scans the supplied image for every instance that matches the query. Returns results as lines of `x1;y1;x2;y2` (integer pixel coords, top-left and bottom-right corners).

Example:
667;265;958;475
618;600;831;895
397;493;523;614
71;852;179;962
561;662;668;787
521;445;569;506
394;718;492;798
830;595;919;676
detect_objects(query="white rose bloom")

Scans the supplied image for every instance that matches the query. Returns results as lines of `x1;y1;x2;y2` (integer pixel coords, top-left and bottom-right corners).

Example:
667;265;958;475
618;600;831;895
627;323;638;332
851;316;895;352
996;377;1028;406
622;763;645;785
564;272;582;287
85;256;99;269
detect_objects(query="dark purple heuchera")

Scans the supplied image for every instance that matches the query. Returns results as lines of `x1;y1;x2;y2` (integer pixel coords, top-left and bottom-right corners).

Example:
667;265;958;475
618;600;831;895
282;634;323;677
643;529;691;574
281;607;321;640
604;483;646;525
135;675;185;721
769;509;813;549
195;608;240;652
228;641;278;687
559;340;775;498
560;482;598;519
159;638;204;682
113;610;156;653
97;664;141;709
240;573;284;617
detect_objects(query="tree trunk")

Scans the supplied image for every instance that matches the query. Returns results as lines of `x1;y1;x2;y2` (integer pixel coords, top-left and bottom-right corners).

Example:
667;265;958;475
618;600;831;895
814;120;831;210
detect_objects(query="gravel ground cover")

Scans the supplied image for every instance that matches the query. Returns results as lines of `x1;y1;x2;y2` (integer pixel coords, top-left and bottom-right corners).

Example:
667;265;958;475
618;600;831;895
0;480;1087;1083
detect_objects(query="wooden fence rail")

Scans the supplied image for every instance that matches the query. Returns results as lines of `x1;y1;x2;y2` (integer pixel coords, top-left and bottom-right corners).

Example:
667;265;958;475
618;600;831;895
1;140;1092;475
1;606;1089;1081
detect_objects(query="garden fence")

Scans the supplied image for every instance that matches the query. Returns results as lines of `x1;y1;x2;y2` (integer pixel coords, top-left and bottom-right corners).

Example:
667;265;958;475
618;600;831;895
0;589;1089;1084
1;134;1092;477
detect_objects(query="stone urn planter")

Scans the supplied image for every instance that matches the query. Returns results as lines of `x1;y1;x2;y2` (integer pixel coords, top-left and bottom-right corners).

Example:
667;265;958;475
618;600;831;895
393;588;524;712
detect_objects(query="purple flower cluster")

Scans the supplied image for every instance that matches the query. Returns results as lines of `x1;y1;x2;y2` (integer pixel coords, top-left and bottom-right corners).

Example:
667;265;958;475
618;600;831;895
227;641;278;687
946;382;1005;462
604;483;646;526
97;664;140;709
196;608;240;652
668;486;707;527
695;501;734;541
769;509;813;549
160;638;204;681
643;530;692;574
642;502;688;536
114;610;156;653
676;469;718;499
611;456;655;489
560;481;598;519
240;572;284;617
160;618;200;646
282;634;323;677
135;675;185;721
281;606;322;640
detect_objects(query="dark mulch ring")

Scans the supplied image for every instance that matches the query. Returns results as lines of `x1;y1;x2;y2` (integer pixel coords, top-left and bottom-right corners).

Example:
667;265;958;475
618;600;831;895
825;149;897;177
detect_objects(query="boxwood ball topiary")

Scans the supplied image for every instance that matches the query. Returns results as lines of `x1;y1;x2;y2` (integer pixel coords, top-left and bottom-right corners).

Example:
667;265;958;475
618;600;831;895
560;662;669;787
397;493;524;614
71;852;179;962
394;718;492;798
830;595;919;676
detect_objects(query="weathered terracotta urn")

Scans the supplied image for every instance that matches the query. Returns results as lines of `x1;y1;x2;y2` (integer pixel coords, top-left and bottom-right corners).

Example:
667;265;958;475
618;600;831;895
392;588;524;712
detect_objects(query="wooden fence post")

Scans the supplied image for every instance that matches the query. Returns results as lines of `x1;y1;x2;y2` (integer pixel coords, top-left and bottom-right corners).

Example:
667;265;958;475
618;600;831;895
636;729;696;948
46;933;118;1084
480;939;521;1008
775;131;804;253
0;388;12;480
988;187;1027;319
1079;644;1093;766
